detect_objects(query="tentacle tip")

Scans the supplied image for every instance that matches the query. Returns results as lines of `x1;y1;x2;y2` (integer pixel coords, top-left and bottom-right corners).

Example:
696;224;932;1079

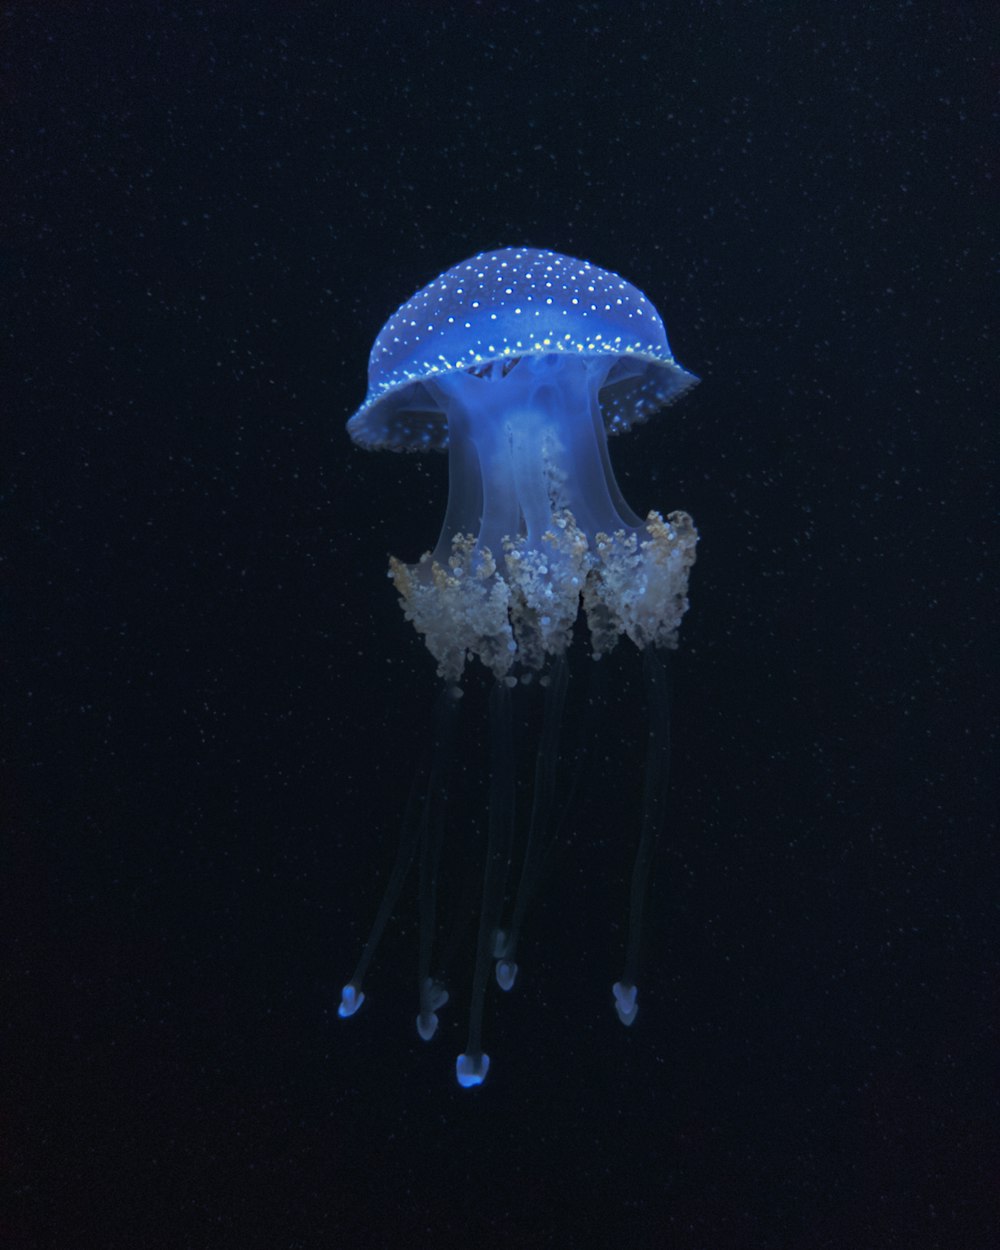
612;981;638;1027
416;980;449;1039
338;984;365;1019
456;1052;490;1088
495;959;519;991
416;1012;440;1041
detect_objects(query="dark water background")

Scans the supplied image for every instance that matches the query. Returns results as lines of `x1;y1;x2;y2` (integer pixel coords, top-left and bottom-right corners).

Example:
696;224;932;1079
6;3;996;1247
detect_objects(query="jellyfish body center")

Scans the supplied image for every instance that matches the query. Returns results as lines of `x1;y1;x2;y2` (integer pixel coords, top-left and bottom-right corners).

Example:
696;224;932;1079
389;354;697;680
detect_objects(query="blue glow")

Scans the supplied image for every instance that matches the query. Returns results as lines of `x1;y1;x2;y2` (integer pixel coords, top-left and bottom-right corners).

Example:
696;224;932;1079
347;247;698;452
456;1052;490;1088
339;249;700;1088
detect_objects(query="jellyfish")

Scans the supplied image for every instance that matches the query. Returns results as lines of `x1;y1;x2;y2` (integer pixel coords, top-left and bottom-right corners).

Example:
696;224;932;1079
338;247;699;1087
